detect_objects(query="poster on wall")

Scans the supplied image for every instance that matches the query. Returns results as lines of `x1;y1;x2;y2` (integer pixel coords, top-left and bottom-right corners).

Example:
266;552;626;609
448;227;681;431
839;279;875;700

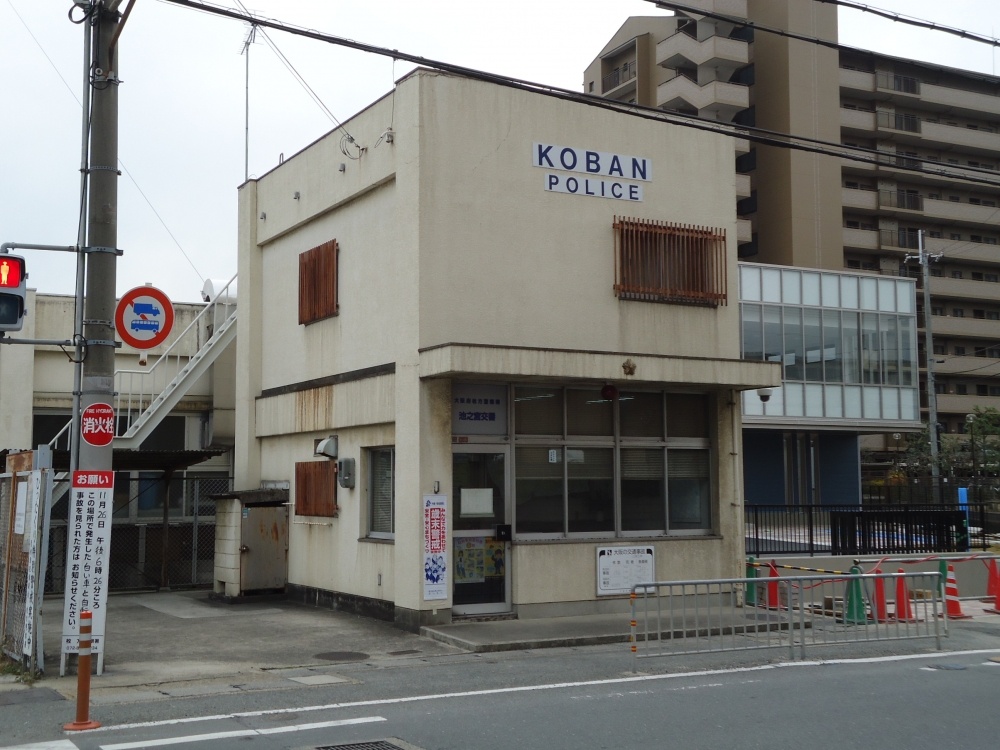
454;537;485;584
423;494;448;600
596;546;655;596
485;539;505;578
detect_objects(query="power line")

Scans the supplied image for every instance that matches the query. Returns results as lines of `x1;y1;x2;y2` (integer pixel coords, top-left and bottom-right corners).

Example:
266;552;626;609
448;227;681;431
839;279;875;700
815;0;1000;48
158;0;1000;192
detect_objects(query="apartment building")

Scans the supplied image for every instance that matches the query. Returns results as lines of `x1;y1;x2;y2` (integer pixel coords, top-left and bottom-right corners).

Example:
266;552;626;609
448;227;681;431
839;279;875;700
586;0;1000;454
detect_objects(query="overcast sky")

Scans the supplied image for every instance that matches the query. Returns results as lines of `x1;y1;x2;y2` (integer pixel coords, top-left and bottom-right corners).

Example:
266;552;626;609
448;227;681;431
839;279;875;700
2;0;999;303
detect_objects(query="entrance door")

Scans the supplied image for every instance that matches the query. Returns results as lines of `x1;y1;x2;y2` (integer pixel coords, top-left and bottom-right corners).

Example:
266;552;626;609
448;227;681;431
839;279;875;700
452;447;510;615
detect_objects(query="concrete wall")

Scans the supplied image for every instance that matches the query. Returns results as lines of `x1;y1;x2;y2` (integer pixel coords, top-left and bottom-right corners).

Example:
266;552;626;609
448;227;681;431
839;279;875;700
236;70;770;623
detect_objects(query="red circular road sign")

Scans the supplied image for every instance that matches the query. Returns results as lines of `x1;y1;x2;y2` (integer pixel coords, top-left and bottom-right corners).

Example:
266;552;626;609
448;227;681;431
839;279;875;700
81;403;115;447
115;286;174;350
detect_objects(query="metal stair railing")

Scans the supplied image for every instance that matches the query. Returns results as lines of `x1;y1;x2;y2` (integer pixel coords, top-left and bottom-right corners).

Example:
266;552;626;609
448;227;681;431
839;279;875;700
114;273;238;448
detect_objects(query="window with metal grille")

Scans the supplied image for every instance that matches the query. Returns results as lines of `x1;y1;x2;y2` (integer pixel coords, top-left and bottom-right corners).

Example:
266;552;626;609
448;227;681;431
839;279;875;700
294;460;338;517
613;216;727;307
298;239;339;325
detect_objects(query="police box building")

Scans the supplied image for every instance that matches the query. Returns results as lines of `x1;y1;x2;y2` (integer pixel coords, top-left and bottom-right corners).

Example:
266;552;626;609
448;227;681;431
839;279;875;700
231;68;779;629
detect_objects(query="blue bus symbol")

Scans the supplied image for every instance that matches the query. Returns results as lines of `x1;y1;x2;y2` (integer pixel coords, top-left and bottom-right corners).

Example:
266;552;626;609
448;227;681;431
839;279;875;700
131;319;161;333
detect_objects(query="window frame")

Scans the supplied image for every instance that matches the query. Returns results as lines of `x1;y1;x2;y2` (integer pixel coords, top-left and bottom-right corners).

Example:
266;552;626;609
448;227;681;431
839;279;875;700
366;446;395;540
511;386;715;540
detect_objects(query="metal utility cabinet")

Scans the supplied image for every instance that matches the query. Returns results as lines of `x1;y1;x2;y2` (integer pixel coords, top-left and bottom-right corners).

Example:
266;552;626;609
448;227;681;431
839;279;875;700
212;490;288;598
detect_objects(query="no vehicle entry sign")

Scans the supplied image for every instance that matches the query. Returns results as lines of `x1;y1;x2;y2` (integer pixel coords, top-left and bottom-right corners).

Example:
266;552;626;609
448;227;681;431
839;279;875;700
115;286;174;349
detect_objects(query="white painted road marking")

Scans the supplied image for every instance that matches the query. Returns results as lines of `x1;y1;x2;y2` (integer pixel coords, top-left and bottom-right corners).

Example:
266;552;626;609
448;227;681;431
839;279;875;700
97;716;385;750
79;649;1000;736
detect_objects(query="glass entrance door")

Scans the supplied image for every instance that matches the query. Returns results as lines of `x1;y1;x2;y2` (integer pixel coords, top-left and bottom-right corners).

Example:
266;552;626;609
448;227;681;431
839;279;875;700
452;447;510;615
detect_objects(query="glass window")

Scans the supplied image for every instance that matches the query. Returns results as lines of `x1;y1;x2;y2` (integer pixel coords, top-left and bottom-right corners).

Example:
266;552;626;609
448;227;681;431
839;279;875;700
822;309;842;382
621;448;666;531
784;307;804;381
762;268;782;302
821;274;840;307
620;392;663;438
667;394;708;437
667;450;711;530
740;265;762;301
803;308;823;382
368;447;394;537
513;388;713;537
842;312;861;384
861;313;880;384
802;273;821;306
515;447;563;534
514;387;562;435
741;304;763;360
567;448;614;533
566;389;613;437
781;269;801;304
763;305;782;367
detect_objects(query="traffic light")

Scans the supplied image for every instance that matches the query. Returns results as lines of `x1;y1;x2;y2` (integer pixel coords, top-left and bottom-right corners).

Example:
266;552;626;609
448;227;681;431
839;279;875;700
0;254;26;332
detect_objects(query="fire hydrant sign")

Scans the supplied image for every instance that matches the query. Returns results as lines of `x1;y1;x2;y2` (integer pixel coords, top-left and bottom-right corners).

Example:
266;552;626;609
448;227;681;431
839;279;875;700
61;470;113;655
81;402;115;447
115;285;174;349
423;494;448;600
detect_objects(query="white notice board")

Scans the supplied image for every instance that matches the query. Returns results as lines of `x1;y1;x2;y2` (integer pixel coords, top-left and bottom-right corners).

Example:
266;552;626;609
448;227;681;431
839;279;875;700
596;546;655;596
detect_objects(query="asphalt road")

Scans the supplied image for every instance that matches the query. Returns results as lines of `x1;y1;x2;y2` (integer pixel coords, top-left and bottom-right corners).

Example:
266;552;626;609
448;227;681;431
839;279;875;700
4;636;1000;750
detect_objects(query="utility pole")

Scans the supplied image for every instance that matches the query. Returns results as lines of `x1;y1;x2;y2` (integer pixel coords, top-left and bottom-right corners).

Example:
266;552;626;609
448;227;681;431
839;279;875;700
78;1;123;477
908;230;942;502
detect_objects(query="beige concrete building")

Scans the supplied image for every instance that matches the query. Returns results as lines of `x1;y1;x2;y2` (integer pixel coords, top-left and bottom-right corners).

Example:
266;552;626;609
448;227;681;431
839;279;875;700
234;68;779;629
0;287;235;590
585;0;1000;452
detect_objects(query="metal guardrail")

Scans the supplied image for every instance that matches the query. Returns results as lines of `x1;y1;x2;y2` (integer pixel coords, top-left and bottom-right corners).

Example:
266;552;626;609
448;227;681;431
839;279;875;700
630;571;942;670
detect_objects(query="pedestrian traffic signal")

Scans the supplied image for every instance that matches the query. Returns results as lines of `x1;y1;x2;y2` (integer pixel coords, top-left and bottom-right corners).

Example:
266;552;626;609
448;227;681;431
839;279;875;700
0;255;27;332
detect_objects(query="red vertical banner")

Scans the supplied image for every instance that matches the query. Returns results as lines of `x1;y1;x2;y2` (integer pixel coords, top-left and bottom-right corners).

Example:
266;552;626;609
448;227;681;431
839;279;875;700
423;494;448;600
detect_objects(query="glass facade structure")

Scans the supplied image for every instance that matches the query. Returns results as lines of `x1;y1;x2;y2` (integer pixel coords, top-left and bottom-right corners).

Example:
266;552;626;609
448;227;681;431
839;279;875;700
740;264;920;423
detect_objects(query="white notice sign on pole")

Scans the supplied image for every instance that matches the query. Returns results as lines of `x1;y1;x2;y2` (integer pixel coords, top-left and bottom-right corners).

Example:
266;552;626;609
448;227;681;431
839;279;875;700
61;471;113;655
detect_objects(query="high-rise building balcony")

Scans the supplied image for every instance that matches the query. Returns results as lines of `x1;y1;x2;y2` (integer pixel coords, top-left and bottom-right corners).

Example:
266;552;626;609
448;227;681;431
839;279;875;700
937;393;1000;415
657;30;749;77
929;276;1000;303
671;0;748;15
922;196;1000;227
931;314;1000;338
937;356;1000;377
839;66;1000;118
842;186;878;211
921;81;1000;118
842;227;879;251
735;172;751;199
925;236;1000;265
840;107;876;135
657;73;750;119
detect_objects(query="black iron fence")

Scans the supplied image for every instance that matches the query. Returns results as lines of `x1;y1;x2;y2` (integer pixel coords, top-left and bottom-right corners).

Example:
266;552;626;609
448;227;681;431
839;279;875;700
746;503;992;557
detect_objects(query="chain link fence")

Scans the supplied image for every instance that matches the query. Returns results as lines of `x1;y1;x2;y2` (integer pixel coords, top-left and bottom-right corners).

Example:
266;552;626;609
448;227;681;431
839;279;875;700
46;474;232;594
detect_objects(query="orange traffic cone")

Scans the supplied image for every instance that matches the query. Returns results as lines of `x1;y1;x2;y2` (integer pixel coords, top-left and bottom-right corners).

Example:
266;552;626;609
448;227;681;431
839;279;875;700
894;568;918;623
986;568;1000;615
766;560;782;610
942;565;972;620
872;568;890;623
983;559;998;604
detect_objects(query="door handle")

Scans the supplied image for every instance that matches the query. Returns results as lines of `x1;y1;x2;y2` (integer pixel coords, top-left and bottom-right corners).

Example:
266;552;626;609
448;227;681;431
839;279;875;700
239;545;249;553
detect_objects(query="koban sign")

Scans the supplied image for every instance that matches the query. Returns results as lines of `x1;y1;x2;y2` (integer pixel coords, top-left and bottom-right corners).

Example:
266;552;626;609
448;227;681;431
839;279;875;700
533;143;651;203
